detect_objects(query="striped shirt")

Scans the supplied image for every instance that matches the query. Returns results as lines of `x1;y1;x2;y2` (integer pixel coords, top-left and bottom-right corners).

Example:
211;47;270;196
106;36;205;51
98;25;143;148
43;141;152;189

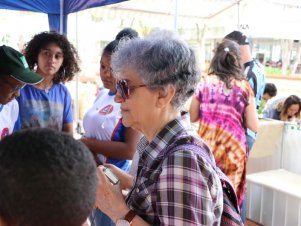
126;113;223;225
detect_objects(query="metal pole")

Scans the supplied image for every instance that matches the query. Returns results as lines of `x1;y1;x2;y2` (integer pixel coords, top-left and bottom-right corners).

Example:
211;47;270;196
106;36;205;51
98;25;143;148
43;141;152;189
75;12;80;134
60;0;64;34
173;0;178;32
237;1;240;30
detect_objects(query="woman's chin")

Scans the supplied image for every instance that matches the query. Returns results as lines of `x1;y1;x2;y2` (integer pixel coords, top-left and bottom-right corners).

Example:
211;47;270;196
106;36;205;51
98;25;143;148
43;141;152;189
120;114;133;128
102;82;114;90
121;118;131;127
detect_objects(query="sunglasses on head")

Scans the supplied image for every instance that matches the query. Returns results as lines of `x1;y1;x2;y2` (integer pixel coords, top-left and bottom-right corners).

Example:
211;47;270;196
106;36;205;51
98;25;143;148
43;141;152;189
116;79;146;101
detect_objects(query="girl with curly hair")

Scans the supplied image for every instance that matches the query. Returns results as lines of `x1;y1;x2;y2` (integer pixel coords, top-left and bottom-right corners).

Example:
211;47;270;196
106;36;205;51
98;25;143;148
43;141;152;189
17;31;80;134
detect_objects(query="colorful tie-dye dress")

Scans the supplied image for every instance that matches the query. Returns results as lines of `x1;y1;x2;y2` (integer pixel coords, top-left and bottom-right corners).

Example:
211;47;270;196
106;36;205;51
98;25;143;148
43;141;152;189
195;75;254;209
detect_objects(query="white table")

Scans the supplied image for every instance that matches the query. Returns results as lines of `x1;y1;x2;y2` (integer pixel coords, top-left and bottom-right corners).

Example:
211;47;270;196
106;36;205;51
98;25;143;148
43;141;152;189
247;119;284;174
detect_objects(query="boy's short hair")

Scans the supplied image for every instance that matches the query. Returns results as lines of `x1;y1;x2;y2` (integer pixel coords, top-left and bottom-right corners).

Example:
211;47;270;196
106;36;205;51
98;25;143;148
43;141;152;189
264;83;277;97
0;128;97;226
224;30;249;45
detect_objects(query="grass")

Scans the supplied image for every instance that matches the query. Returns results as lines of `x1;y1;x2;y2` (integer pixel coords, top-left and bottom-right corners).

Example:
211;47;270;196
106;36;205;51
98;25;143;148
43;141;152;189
265;67;292;76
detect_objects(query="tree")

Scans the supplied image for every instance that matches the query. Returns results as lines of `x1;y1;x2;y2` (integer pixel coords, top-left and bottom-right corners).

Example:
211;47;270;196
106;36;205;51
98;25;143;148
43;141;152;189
195;22;207;72
291;41;301;75
280;39;293;76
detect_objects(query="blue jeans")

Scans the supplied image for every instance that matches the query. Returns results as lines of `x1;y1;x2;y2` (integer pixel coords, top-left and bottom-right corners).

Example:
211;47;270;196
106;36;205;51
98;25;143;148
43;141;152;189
90;208;115;226
240;194;247;223
246;129;256;155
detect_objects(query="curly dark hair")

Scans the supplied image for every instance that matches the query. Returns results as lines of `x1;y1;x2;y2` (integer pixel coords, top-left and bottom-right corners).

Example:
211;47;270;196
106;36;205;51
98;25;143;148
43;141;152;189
23;31;80;83
0;128;97;226
208;39;244;89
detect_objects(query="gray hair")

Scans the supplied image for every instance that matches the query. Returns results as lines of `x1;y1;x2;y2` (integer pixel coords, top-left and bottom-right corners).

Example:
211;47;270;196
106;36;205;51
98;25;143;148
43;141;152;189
111;29;200;110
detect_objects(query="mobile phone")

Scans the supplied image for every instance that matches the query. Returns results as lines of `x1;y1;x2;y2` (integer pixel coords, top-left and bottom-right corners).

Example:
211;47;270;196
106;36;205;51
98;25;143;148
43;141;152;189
103;167;119;185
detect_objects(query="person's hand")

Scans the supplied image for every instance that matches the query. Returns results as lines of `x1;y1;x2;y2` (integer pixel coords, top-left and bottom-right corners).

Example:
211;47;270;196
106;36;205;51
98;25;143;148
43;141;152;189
104;164;134;189
95;165;129;223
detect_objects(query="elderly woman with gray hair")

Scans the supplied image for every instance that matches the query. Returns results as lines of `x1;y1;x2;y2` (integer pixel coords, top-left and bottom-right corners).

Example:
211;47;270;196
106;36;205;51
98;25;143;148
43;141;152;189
95;29;223;226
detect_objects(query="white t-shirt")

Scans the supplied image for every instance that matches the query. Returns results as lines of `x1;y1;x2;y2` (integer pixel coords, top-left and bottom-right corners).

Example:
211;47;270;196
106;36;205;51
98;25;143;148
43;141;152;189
0;99;19;140
83;89;131;170
83;89;121;141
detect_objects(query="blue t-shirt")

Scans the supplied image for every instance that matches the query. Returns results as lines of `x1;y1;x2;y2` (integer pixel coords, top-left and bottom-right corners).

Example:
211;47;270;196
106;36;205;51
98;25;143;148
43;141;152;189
17;83;73;131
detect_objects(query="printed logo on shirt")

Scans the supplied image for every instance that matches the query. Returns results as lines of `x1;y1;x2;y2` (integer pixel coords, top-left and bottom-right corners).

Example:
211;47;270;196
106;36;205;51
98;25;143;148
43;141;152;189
1;128;9;140
99;105;114;115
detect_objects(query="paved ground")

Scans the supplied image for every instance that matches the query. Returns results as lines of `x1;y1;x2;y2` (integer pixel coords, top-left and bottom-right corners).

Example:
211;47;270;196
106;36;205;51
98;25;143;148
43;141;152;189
267;76;301;98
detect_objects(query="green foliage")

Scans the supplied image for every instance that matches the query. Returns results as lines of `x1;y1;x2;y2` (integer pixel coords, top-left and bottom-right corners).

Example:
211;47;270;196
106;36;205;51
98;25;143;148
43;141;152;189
265;67;292;76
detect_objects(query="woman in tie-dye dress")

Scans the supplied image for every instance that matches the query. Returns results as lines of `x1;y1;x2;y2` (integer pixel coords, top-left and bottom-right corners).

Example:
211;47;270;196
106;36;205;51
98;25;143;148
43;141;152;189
189;39;258;211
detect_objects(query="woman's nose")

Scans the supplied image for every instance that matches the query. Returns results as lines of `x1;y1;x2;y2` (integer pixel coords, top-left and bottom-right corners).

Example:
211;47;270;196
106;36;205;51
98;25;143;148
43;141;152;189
100;68;111;78
114;91;123;103
47;54;58;63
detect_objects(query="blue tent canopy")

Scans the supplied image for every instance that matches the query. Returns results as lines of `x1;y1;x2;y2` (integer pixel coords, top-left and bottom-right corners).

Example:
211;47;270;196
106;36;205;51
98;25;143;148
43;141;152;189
0;0;127;34
0;0;127;130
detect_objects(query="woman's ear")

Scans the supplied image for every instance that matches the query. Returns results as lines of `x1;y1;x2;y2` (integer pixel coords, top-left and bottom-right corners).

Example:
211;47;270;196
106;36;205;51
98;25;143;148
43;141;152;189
156;85;176;108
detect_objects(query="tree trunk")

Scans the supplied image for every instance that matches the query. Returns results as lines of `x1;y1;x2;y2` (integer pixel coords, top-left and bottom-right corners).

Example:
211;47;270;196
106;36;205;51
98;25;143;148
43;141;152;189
291;42;301;75
196;22;207;72
280;39;293;76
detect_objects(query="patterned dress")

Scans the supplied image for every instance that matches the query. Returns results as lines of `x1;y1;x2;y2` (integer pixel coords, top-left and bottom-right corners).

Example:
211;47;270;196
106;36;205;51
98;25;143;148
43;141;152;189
195;75;254;209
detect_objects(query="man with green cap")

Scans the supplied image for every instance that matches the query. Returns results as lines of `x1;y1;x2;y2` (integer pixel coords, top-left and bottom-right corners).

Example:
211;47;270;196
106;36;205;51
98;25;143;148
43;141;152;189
0;45;43;139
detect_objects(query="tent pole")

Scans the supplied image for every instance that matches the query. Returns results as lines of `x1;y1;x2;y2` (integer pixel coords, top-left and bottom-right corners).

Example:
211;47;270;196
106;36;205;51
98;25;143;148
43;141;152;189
75;12;80;134
237;1;240;30
173;0;178;32
60;0;64;34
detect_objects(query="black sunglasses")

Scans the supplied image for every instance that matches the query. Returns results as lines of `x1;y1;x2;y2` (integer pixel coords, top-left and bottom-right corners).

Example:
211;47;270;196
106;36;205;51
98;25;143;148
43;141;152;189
116;79;146;101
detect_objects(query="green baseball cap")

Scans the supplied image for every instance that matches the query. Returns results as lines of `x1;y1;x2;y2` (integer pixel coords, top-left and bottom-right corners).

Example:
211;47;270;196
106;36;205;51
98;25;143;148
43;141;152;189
0;45;43;84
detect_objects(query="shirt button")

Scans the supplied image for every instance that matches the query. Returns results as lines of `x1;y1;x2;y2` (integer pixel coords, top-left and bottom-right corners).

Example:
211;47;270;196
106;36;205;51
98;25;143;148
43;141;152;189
136;188;140;192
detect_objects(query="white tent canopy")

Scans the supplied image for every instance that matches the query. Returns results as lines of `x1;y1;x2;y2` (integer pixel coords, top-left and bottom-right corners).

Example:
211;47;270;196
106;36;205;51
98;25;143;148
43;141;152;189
105;0;301;40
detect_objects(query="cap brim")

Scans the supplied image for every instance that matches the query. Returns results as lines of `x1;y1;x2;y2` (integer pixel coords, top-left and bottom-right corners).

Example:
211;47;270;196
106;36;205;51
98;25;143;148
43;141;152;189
11;71;43;85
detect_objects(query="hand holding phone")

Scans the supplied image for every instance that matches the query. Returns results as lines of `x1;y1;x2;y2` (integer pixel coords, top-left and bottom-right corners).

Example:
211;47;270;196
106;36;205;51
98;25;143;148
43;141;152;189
103;167;119;185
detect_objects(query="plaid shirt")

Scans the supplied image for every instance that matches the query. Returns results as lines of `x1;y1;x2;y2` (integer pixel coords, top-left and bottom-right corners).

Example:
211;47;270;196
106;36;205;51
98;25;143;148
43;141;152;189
126;113;223;225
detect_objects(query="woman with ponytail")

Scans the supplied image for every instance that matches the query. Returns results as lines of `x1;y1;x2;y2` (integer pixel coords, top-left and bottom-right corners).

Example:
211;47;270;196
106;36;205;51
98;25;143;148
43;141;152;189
189;39;258;216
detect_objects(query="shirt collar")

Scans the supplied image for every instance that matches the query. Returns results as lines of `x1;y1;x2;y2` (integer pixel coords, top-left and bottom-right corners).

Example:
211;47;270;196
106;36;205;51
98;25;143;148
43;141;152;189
108;90;116;96
137;112;194;164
